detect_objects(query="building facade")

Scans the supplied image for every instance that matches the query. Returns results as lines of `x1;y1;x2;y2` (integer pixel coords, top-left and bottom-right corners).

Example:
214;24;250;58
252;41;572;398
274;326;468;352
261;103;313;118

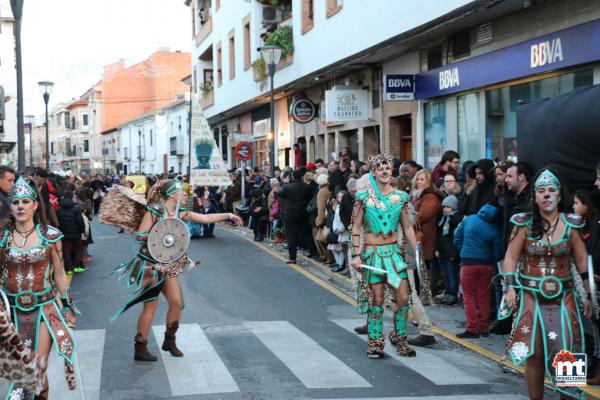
0;1;17;165
186;0;600;170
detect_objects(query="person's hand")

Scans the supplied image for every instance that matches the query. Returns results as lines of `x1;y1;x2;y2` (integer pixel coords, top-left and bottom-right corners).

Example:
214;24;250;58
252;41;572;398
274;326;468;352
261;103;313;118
505;288;517;308
585;299;593;319
351;256;363;271
228;213;243;226
65;310;77;328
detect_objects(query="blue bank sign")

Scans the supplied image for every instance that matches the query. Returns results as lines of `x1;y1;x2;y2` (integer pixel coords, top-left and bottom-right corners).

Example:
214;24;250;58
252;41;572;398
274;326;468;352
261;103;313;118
385;74;415;100
415;18;600;99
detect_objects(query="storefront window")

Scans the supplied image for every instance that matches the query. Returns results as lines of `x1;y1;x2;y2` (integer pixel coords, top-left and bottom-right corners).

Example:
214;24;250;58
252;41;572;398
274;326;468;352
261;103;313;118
424;100;446;170
457;93;481;163
485;69;593;161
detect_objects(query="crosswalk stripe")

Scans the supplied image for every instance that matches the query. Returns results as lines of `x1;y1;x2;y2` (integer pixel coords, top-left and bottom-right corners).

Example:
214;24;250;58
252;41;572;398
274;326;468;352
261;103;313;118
48;329;105;400
332;319;486;386
311;396;527;400
152;323;239;396
245;320;372;389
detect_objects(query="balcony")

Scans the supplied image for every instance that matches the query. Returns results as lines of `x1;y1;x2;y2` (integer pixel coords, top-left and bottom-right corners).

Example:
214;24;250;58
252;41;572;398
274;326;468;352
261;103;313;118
195;16;212;47
200;88;214;109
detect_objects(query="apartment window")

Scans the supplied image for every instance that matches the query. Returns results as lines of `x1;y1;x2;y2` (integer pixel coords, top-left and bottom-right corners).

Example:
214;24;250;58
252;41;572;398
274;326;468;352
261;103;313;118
193;67;198;94
82;113;89;127
326;0;342;18
229;30;236;80
427;45;443;70
191;5;196;37
170;137;177;155
83;139;89;153
452;29;471;60
243;17;251;71
51;143;54;155
216;42;223;87
150;129;153;146
302;0;314;34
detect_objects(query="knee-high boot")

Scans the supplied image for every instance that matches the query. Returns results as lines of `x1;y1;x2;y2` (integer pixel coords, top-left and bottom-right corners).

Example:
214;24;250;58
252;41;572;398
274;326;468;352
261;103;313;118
134;333;158;361
389;305;416;357
367;306;385;358
162;321;184;357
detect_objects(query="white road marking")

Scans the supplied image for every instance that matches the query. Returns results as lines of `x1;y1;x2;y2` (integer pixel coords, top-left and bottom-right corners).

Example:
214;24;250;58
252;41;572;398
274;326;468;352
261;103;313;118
152;323;239;396
332;319;486;385
245;320;371;389
48;329;106;400
311;396;527;400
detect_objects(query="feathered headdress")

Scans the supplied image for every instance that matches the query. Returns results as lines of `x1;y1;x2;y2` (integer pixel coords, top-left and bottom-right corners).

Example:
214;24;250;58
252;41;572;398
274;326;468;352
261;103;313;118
368;154;394;169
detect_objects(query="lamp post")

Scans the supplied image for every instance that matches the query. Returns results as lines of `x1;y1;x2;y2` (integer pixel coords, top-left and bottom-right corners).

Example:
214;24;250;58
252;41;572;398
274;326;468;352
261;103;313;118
10;0;25;171
38;81;54;171
259;45;282;175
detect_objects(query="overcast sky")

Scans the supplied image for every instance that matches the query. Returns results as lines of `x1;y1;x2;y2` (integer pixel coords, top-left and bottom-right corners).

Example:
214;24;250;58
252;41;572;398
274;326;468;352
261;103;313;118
2;0;191;119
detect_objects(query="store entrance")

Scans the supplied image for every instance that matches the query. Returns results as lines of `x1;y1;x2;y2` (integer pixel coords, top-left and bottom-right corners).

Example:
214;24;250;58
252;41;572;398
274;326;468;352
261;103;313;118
390;114;412;161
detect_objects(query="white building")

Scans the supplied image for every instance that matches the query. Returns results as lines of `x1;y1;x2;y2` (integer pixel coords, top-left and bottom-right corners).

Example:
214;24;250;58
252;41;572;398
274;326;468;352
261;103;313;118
186;0;600;170
117;99;190;176
0;0;17;165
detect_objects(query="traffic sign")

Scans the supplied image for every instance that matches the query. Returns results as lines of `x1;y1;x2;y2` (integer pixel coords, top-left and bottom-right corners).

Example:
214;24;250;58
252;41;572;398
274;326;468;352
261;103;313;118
235;141;254;161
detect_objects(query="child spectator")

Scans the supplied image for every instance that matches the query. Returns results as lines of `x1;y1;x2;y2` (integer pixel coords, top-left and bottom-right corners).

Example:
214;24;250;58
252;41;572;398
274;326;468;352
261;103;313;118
434;195;462;306
250;189;269;242
453;203;501;338
573;189;597;243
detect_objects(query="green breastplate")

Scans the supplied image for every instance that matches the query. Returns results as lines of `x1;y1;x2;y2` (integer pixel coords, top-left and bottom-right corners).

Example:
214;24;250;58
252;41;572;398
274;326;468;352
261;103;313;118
357;184;408;236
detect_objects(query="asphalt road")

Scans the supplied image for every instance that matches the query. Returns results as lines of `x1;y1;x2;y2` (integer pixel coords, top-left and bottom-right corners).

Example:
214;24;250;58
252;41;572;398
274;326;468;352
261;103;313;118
1;219;531;400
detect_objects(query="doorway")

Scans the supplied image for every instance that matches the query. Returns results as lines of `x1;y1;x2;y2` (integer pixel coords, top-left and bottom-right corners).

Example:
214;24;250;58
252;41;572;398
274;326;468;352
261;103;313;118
389;114;412;161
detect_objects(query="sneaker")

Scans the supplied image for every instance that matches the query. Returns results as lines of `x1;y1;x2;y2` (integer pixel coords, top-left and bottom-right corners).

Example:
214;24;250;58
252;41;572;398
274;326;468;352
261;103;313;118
456;331;480;339
331;264;346;273
408;335;436;347
73;267;87;273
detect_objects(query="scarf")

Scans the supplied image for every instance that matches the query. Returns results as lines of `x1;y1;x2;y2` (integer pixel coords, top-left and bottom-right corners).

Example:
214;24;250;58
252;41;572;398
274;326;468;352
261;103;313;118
438;211;457;236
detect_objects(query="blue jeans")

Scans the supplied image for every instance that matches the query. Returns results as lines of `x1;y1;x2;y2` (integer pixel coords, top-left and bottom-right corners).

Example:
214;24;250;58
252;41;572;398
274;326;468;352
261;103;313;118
439;258;459;297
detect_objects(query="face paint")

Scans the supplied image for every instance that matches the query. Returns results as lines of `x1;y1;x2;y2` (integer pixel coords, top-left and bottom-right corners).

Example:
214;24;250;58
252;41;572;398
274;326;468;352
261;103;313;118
536;186;560;212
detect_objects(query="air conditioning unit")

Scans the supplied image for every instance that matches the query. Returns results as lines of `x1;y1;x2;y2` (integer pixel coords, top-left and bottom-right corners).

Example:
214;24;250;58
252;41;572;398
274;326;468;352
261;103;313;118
262;6;282;24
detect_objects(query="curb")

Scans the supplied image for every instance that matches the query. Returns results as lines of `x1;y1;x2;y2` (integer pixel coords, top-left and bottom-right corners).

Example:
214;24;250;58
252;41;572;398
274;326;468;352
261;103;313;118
220;224;600;399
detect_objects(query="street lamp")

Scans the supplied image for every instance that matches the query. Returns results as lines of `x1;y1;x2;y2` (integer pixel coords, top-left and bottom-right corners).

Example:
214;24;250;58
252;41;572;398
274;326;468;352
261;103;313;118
260;45;282;174
10;0;25;171
38;81;54;171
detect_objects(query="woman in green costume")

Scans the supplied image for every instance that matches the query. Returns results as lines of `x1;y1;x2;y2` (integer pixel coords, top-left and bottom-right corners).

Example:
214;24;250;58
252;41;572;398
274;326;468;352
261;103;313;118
350;154;417;358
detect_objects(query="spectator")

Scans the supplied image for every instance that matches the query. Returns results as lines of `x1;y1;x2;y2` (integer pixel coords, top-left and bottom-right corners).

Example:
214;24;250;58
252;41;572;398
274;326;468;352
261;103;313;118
90;174;106;215
314;173;332;263
0;166;16;225
434;195;462;306
411;169;443;303
493;161;514;198
453;203;502;338
586;162;600;384
400;160;418;180
432;150;460;188
57;190;86;275
440;173;464;205
267;178;283;243
460;159;497;216
573;189;596;242
328;160;339;173
329;191;351;273
293;143;306;169
194;186;219;238
278;170;318;263
502;162;533;251
350;160;364;177
314;159;324;169
250;189;269;242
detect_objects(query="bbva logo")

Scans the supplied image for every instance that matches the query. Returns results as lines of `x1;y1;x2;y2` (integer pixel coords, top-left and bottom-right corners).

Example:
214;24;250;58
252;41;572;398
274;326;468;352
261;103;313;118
531;38;564;68
439;68;460;90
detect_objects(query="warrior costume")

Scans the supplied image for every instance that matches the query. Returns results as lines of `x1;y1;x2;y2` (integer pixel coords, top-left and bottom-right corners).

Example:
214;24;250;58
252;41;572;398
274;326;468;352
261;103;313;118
353;171;412;355
500;169;587;399
0;177;78;400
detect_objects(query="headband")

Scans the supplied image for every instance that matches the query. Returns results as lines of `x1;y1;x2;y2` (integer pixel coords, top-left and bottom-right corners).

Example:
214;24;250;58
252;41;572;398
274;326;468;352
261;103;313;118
165;180;183;196
534;169;561;190
8;176;38;202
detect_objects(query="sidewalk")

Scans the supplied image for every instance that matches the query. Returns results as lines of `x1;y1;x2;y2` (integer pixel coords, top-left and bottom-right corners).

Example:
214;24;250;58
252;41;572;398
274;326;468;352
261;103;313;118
222;224;600;399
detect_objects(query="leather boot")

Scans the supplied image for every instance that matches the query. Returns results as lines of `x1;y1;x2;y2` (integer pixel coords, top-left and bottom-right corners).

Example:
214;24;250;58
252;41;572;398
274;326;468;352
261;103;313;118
134;333;158;362
162;321;184;357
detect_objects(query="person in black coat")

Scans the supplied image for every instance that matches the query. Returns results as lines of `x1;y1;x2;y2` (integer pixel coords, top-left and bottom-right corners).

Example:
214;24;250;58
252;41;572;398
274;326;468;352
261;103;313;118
250;190;269;242
460;158;497;216
57;190;85;274
277;170;318;262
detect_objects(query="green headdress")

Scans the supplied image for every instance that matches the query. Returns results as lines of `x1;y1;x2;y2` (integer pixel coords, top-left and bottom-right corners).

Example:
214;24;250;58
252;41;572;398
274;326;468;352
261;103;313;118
534;169;561;190
8;176;38;202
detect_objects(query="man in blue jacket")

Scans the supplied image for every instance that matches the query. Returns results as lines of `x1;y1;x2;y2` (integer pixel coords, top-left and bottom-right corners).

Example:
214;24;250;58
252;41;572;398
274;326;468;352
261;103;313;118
453;203;501;338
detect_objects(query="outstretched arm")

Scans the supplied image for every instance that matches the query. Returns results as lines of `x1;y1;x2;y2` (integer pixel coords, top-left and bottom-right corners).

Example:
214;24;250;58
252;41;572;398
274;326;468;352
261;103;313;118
181;210;243;226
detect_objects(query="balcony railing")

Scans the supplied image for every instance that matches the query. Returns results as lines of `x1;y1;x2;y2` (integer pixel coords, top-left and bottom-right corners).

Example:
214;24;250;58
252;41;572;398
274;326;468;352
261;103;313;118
195;17;212;47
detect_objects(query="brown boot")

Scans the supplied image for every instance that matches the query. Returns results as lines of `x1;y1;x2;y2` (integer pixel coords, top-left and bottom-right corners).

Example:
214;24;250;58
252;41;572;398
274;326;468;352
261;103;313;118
162;321;184;357
354;324;368;335
134;333;158;361
394;334;416;357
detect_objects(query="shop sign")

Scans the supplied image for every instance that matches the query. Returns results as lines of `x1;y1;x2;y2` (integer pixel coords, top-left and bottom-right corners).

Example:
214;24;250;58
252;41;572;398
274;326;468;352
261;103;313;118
324;89;369;123
384;74;415;100
290;98;317;123
416;18;600;99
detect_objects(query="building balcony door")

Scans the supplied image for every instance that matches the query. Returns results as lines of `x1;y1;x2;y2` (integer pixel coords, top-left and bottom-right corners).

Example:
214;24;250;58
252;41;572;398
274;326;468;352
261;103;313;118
390;114;412;161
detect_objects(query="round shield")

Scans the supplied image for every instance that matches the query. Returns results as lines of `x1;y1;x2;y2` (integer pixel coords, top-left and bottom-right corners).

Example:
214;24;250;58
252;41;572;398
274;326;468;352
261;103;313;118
147;218;190;263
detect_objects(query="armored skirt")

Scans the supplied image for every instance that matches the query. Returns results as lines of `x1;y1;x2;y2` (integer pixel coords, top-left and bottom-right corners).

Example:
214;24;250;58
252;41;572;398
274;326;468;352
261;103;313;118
0;225;77;399
501;213;586;398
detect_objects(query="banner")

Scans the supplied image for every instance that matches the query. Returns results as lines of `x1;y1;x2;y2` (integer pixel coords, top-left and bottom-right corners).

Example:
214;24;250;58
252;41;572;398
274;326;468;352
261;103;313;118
189;95;232;187
324;89;369;123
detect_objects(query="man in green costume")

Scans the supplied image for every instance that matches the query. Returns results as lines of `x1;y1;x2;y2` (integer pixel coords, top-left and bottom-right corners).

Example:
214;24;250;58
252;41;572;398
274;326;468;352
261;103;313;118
351;154;418;358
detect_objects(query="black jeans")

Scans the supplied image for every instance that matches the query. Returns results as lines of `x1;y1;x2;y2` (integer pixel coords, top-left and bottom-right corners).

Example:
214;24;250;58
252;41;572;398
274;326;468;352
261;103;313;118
284;215;317;261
